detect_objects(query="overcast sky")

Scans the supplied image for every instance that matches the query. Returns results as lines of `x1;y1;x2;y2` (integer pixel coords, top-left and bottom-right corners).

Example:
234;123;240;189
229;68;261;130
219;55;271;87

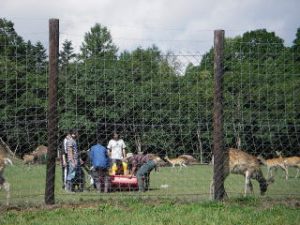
1;0;300;60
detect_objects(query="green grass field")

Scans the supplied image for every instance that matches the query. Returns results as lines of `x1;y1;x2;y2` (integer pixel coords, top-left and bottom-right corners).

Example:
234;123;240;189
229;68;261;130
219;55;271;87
0;160;299;224
1;197;299;225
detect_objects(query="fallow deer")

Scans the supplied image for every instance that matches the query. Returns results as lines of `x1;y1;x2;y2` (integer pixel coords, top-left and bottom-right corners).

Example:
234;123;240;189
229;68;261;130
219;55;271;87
178;154;198;165
284;156;300;179
164;156;187;169
210;148;274;198
257;153;288;180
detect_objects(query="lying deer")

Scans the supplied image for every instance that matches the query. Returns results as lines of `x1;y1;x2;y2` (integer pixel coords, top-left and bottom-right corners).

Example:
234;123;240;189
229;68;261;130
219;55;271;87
257;153;288;180
284;156;300;179
210;148;274;198
0;155;13;206
164;156;187;169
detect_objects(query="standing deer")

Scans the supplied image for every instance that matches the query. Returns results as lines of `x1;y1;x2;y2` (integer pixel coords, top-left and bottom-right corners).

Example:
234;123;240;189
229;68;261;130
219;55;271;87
284;156;300;179
210;148;274;198
164;156;187;169
257;154;288;180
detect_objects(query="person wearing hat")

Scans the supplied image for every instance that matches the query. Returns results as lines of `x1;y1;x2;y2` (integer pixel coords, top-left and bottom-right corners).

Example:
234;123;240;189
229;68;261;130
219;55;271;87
124;153;161;192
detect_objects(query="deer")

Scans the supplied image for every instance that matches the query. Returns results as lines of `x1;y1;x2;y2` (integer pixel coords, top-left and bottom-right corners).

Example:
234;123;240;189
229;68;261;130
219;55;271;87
178;154;198;165
283;156;300;179
164;156;187;169
0;155;13;206
210;148;274;198
257;151;288;180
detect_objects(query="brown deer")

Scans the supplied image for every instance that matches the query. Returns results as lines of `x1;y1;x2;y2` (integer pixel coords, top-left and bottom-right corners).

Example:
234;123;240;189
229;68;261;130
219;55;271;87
23;145;48;164
164;156;187;169
178;154;198;165
0;155;13;205
284;156;300;179
210;148;274;198
257;153;288;180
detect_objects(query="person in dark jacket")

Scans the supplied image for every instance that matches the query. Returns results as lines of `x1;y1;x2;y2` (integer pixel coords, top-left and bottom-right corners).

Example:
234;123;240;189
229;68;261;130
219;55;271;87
124;153;161;192
89;143;110;192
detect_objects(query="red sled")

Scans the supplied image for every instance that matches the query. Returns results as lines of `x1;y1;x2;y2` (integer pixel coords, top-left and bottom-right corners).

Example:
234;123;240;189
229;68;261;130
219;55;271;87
109;175;139;191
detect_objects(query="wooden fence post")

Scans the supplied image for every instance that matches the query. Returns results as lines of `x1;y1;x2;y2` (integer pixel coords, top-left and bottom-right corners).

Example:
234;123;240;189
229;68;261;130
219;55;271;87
45;18;59;205
213;30;226;200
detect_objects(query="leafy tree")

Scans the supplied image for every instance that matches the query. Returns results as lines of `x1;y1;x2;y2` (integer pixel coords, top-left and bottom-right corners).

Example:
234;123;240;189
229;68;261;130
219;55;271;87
80;23;117;59
0;19;48;154
292;28;300;62
59;39;76;68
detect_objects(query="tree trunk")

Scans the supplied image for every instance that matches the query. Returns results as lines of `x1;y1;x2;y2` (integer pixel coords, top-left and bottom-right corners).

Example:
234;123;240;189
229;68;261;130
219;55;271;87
134;135;142;154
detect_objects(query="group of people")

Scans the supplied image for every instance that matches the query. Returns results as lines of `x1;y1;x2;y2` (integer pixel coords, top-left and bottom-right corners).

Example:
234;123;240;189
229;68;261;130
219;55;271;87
60;130;160;193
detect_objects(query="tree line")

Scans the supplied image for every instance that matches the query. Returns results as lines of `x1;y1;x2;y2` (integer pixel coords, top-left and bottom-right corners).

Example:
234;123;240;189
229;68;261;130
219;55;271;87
0;18;299;161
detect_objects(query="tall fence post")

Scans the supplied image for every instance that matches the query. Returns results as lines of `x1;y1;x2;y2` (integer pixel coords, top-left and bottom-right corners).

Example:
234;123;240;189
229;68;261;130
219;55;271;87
213;29;225;200
45;18;59;205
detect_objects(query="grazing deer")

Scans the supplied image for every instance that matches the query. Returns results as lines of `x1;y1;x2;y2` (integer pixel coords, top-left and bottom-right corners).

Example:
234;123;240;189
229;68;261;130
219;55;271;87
257;153;288;180
164;156;187;169
0;155;13;206
210;148;274;198
283;156;300;179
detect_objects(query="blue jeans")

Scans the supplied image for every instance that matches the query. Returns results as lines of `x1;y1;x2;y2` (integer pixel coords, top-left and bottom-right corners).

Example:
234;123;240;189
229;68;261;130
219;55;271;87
66;163;76;181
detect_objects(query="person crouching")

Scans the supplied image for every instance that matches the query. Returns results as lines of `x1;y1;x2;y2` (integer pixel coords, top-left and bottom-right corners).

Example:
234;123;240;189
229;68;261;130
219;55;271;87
89;143;110;193
124;153;161;192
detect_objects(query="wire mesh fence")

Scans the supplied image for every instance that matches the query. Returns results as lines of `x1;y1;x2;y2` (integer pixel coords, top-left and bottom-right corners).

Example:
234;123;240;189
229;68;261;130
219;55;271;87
0;18;299;207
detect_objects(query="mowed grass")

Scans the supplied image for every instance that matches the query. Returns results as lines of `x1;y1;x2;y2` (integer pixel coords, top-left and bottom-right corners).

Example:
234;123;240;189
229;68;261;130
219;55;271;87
1;198;300;225
0;160;299;224
0;159;300;205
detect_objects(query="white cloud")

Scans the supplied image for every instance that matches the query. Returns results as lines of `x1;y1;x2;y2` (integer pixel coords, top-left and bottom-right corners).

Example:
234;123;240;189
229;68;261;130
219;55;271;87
1;0;299;58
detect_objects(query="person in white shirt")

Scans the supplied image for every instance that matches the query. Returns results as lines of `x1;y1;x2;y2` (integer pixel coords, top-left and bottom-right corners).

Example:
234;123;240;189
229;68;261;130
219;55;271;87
107;132;126;174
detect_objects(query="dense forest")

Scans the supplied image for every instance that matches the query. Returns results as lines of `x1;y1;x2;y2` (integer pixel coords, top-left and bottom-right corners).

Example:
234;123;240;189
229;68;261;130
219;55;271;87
0;18;299;161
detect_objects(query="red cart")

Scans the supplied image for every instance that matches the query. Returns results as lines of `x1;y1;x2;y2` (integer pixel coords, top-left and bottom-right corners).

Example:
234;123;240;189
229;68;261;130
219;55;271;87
109;175;139;191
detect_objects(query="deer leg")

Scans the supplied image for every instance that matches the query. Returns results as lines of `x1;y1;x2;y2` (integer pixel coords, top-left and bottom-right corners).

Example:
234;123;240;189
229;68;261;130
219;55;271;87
3;182;10;206
295;167;299;178
266;167;270;179
244;171;251;197
281;165;288;180
269;168;273;178
182;163;187;167
249;180;254;195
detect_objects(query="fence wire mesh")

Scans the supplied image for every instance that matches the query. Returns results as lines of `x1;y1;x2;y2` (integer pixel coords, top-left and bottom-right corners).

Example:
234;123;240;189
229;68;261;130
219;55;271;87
0;18;299;206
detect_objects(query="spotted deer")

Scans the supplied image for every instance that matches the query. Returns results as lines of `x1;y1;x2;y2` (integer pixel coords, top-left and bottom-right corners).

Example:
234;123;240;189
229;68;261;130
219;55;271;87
164;156;187;169
210;148;274;198
178;154;198;165
284;156;300;179
257;153;288;180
